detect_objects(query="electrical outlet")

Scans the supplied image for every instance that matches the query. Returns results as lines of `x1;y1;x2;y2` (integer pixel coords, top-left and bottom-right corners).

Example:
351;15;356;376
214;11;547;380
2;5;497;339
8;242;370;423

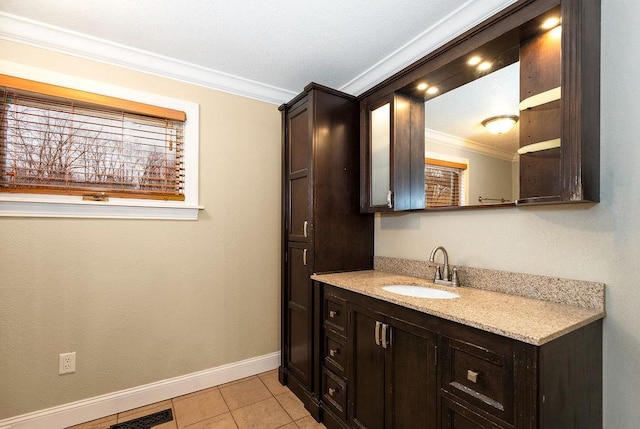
59;352;76;375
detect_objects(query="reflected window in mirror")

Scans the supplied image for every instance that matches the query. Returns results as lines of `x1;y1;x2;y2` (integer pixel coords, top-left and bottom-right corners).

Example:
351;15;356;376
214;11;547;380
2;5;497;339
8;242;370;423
425;157;467;208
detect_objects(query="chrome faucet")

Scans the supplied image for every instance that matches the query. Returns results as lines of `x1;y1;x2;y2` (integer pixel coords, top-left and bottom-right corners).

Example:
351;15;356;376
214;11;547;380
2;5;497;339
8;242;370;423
428;246;459;287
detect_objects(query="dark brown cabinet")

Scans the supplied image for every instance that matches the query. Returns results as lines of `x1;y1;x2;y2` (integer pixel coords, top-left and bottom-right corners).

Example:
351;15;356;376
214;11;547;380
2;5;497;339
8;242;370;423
317;282;602;429
360;92;425;212
358;0;600;209
350;304;437;429
279;83;374;416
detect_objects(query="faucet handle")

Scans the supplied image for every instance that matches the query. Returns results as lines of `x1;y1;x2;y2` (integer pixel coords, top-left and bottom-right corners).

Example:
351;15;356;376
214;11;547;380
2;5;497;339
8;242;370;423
452;267;459;287
434;266;442;281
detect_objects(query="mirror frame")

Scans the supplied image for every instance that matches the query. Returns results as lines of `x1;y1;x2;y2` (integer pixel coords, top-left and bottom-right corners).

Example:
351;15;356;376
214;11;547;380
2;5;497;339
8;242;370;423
358;0;600;210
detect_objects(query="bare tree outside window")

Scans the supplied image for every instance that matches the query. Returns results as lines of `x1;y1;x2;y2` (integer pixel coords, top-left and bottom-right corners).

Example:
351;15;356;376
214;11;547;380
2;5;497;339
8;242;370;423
1;90;184;200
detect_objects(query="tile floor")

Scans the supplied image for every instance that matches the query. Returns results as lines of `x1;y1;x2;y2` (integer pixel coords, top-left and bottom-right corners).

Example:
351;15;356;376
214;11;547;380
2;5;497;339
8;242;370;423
67;370;327;429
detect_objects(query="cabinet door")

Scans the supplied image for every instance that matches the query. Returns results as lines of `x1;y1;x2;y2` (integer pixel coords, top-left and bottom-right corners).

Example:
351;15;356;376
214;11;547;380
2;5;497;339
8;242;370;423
361;92;425;213
350;305;385;429
386;316;437;429
286;98;311;242
349;305;437;429
285;242;312;386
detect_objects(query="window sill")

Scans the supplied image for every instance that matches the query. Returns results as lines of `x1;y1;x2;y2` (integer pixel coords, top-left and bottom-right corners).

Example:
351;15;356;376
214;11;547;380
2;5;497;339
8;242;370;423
0;195;204;220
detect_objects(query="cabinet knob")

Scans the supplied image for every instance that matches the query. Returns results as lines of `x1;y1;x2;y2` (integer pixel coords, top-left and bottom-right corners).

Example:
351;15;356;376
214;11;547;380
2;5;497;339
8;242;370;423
328;387;337;397
329;348;338;357
329;310;338;318
467;370;479;384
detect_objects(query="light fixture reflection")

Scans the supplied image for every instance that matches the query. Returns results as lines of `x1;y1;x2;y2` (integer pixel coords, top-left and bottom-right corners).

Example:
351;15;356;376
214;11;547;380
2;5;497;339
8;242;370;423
482;115;519;134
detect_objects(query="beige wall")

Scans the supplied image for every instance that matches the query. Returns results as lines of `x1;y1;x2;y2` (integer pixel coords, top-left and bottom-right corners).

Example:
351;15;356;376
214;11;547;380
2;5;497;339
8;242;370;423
0;40;282;418
376;1;640;427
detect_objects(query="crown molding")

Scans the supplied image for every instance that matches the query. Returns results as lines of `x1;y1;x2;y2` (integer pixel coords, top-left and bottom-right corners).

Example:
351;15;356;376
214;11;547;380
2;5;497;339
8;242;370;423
426;128;518;162
0;1;518;104
339;0;519;96
0;12;297;105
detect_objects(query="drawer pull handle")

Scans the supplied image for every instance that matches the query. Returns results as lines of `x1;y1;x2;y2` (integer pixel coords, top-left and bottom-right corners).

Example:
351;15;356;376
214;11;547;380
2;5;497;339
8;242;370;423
329;348;338;357
375;321;382;346
303;220;308;238
329;310;338;318
328;387;338;397
467;370;479;383
303;249;307;266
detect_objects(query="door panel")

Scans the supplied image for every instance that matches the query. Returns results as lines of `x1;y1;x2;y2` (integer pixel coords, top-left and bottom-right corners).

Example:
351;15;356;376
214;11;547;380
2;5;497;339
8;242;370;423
289;175;309;241
289;104;309;174
350;307;385;429
387;318;437;429
286;242;311;386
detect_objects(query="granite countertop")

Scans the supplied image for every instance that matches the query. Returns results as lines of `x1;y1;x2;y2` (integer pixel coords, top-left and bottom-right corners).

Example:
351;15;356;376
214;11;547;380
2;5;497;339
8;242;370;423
311;270;605;346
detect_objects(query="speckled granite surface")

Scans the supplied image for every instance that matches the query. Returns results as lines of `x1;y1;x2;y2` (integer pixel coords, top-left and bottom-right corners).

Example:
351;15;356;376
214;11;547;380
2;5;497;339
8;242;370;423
374;256;605;311
312;265;605;346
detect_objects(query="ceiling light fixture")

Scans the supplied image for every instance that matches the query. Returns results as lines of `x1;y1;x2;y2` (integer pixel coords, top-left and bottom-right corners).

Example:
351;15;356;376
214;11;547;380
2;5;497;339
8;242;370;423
482;115;519;134
417;82;429;90
541;17;561;30
467;56;482;66
477;61;493;72
426;86;439;95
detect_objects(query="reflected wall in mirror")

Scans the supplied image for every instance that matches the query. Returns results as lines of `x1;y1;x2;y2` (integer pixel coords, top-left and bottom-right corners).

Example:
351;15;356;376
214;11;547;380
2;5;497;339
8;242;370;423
424;62;520;207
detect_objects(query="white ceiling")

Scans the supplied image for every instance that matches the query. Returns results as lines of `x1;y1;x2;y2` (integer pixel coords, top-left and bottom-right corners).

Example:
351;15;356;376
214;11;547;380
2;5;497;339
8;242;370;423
0;0;517;104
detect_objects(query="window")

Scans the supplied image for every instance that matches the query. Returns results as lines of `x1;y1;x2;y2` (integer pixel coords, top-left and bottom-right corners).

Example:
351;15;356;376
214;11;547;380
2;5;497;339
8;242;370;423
0;68;200;219
425;157;467;207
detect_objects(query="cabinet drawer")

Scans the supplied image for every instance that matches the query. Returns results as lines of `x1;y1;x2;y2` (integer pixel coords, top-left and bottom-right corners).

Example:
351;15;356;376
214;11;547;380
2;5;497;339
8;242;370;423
323;332;346;377
441;395;507;429
441;337;514;423
322;367;347;420
324;294;347;335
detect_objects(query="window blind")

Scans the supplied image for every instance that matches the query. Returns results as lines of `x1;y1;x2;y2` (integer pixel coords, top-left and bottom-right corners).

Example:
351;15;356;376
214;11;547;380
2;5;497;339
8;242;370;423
425;158;466;207
0;76;186;201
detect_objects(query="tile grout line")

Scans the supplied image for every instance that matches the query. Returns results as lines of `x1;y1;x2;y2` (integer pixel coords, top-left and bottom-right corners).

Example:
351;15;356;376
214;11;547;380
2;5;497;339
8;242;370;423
257;375;295;427
217;384;240;429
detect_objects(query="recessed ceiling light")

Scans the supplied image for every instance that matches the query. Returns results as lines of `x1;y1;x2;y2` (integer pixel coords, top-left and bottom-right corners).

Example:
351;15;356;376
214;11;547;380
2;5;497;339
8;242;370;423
477;61;492;72
426;87;439;95
541;17;561;29
467;56;482;66
417;82;428;90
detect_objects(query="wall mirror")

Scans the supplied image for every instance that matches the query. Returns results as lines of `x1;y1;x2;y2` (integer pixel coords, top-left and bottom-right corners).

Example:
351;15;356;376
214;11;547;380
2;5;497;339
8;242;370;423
399;5;562;208
359;0;599;211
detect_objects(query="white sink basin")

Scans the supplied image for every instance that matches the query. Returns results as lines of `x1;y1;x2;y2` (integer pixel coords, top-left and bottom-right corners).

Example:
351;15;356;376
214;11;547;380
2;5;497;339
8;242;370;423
382;285;460;299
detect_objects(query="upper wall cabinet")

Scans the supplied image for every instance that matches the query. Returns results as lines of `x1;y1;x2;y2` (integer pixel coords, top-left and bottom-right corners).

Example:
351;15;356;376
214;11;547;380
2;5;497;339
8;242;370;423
360;92;425;212
359;0;600;210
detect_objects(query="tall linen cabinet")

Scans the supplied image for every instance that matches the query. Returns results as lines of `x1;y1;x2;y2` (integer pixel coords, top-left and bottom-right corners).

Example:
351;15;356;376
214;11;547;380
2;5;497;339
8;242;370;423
279;83;373;417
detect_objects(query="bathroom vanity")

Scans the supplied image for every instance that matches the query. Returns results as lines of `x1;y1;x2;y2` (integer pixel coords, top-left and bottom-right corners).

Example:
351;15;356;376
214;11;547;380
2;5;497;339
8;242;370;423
278;0;603;427
312;269;604;429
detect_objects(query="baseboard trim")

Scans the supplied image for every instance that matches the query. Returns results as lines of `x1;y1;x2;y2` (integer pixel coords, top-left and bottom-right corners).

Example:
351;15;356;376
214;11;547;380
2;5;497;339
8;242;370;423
0;352;280;429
